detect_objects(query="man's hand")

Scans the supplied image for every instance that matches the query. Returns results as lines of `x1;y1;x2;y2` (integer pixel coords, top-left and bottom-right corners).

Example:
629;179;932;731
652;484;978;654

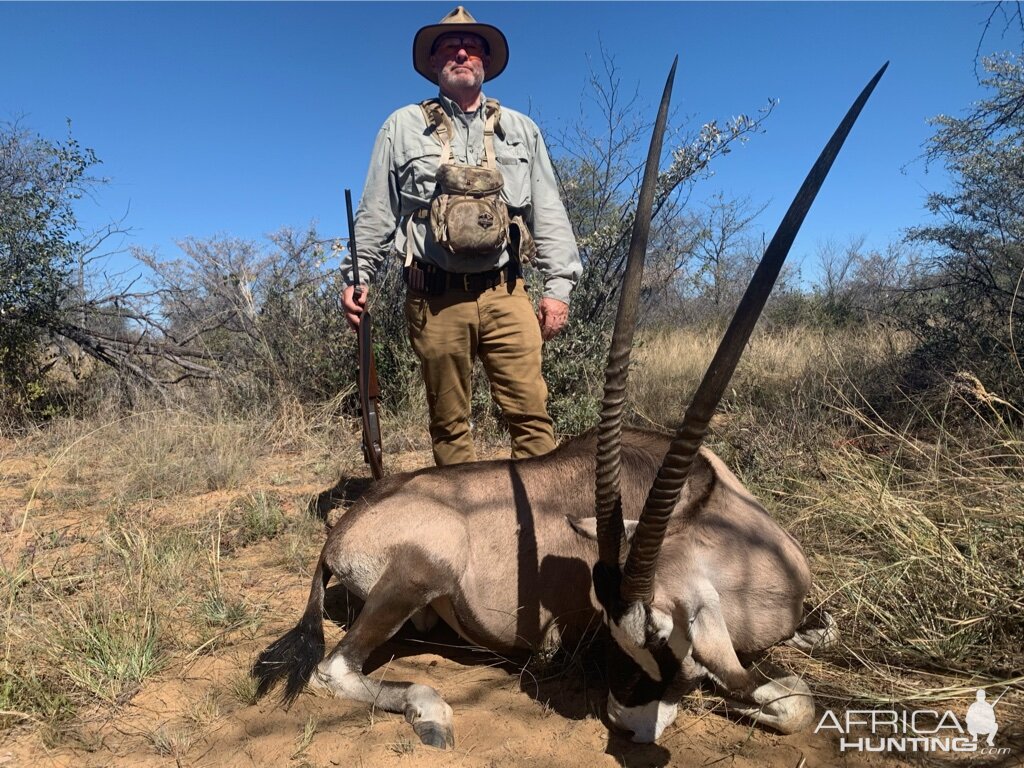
343;284;369;330
537;297;569;341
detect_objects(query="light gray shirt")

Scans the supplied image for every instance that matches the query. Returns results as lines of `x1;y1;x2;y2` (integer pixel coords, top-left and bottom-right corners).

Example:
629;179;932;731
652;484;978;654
344;92;581;303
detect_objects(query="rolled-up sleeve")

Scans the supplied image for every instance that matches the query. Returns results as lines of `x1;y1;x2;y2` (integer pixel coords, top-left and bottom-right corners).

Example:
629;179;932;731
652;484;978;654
527;124;581;303
341;118;400;286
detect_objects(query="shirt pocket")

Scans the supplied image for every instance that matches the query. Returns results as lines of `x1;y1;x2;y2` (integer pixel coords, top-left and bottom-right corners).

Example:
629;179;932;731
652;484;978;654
496;140;531;211
396;142;442;210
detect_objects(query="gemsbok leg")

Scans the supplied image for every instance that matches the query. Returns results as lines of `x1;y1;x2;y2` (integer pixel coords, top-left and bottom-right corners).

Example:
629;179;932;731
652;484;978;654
252;550;458;749
718;661;816;734
682;585;815;734
312;568;456;748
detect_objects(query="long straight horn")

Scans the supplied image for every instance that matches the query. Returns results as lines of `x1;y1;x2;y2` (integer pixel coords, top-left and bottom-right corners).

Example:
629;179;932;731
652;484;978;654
621;62;890;603
594;57;678;568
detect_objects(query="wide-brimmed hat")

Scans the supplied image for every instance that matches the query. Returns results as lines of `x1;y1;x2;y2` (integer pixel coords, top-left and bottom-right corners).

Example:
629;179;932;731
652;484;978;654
413;6;509;84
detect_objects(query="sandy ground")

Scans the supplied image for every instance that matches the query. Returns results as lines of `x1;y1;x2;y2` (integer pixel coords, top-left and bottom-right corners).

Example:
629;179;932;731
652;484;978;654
1;438;1020;768
0;621;905;768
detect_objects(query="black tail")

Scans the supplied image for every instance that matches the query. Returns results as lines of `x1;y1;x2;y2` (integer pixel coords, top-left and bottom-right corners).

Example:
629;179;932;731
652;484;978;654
251;557;330;705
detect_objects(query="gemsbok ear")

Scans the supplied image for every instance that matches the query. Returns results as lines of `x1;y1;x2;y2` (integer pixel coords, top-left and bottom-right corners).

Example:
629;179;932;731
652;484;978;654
568;516;639;543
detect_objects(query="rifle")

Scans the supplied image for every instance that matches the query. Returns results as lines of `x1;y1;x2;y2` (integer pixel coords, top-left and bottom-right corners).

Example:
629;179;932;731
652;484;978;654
345;189;384;480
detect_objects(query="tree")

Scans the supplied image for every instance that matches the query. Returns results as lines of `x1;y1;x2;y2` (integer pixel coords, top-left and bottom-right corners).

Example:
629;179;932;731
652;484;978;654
792;237;923;327
132;227;360;403
905;53;1024;404
539;51;775;432
0;121;102;416
0;121;228;421
549;53;774;329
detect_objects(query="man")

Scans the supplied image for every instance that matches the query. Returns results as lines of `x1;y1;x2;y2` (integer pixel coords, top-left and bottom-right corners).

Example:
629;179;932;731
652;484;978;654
341;6;581;466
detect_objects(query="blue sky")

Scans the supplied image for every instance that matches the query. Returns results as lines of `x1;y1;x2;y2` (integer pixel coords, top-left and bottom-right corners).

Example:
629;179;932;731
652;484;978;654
2;2;1021;283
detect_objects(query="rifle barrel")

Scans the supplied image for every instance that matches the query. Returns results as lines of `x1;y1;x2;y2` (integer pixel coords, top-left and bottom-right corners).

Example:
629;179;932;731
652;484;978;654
345;188;361;290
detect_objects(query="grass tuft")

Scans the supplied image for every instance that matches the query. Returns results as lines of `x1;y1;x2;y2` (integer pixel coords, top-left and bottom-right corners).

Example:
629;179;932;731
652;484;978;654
236;490;286;545
148;725;196;759
225;670;260;707
291;714;319;760
386;737;416;756
58;600;163;704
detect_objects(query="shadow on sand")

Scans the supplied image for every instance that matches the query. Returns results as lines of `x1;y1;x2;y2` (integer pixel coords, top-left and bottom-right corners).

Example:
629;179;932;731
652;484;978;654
321;584;672;766
306;473;375;522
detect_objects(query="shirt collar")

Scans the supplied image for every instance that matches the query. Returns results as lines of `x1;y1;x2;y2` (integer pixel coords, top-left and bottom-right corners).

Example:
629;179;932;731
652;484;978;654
438;90;487;119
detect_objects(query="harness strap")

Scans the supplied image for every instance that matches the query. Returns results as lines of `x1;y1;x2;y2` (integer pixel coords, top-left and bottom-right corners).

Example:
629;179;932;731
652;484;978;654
420;99;452;165
403;209;430;268
413;98;512;264
483;98;500;171
419;97;502;170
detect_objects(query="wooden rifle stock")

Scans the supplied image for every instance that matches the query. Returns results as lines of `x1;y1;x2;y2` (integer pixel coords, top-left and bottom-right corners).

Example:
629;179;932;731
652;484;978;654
345;189;384;480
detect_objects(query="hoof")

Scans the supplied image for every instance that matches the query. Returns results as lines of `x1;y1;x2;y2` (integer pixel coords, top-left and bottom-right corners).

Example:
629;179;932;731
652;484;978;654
787;609;839;653
413;721;455;749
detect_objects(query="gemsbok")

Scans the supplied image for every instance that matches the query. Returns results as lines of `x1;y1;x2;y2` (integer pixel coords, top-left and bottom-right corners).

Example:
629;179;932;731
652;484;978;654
252;59;887;748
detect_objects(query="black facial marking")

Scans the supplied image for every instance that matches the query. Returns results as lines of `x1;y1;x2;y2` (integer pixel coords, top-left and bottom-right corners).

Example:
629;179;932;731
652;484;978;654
606;634;681;708
593;562;682;708
592;561;624;618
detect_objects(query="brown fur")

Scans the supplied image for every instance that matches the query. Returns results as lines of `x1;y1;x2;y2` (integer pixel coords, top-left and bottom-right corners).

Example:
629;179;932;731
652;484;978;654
253;427;815;746
322;428;807;652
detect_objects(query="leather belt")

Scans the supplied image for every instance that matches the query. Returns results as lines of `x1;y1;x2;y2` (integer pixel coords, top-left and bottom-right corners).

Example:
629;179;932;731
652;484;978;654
403;260;519;296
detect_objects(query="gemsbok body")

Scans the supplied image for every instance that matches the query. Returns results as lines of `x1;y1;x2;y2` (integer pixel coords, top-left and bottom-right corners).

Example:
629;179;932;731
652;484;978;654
253;59;886;748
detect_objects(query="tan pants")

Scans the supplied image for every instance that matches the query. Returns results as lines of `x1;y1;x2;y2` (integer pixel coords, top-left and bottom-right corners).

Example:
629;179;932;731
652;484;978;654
405;279;556;466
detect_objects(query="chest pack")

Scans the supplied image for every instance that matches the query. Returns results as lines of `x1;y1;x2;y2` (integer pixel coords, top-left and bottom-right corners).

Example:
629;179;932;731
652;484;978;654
416;98;533;262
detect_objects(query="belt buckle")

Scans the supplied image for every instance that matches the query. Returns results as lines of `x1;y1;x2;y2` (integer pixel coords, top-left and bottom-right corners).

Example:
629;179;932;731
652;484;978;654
463;273;471;292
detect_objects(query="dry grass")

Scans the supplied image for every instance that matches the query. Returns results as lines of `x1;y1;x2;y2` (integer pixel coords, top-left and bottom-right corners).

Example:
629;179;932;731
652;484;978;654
224;668;260;707
629;324;908;429
291;714;319;760
147;724;198;760
0;394;349;740
779;390;1024;711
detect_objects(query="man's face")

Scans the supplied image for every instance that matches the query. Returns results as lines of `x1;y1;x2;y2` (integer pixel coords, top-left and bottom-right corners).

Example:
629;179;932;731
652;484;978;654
430;32;490;93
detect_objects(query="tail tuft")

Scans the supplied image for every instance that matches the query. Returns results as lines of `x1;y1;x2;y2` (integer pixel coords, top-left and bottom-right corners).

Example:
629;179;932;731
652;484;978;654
251;612;326;705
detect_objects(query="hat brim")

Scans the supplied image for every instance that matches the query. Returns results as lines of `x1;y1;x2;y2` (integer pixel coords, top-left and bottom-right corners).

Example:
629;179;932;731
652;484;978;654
413;21;508;84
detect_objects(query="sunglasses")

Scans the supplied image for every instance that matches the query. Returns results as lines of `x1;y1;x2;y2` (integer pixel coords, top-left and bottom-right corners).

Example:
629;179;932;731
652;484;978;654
432;35;489;59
